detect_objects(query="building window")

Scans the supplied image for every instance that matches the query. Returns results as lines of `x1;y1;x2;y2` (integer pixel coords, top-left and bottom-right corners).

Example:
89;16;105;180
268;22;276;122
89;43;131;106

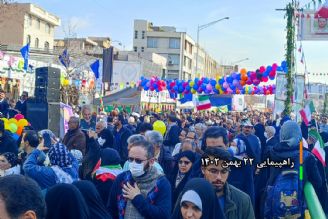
142;31;145;39
168;54;180;65
169;38;180;49
141;47;144;52
134;46;137;52
134;30;138;39
44;41;49;50
37;19;41;29
35;38;39;48
189;44;192;54
45;24;50;34
185;41;188;51
26;35;31;44
188;58;192;69
147;37;158;48
28;15;32;26
319;85;322;93
183;56;187;67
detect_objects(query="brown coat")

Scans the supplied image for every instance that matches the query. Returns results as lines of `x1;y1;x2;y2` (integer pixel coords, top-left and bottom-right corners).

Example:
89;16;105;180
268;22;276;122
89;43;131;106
62;129;86;155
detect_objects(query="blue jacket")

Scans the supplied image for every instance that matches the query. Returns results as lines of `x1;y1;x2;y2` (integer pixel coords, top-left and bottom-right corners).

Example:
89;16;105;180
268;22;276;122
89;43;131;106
23;149;79;190
107;171;171;219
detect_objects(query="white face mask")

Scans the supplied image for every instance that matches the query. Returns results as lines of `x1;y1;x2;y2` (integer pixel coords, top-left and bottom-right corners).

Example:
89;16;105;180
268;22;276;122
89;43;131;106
264;132;268;138
129;161;145;177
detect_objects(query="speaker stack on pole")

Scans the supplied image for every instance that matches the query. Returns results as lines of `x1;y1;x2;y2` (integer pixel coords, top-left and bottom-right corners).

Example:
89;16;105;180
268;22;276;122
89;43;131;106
27;67;61;137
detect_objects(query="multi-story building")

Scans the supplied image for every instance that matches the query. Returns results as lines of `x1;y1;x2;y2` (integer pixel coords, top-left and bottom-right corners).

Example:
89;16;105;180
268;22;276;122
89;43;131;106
0;3;60;50
133;19;222;80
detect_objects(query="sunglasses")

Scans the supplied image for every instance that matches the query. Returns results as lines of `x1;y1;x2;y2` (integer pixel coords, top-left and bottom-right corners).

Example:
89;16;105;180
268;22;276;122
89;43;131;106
128;157;147;164
179;160;191;165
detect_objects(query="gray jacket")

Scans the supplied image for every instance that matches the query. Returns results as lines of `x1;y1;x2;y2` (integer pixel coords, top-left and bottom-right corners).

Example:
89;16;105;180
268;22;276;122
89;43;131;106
223;183;255;219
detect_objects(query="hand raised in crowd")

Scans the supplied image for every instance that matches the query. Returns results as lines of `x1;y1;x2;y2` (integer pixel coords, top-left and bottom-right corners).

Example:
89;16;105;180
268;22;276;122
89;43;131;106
122;182;141;200
37;139;48;151
88;130;98;139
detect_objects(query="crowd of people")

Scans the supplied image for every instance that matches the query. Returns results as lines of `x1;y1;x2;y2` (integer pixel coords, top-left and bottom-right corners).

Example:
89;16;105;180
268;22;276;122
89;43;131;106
0;101;327;219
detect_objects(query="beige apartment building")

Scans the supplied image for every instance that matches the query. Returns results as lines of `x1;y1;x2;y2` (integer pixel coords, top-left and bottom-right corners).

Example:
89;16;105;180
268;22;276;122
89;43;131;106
133;19;220;80
0;3;60;50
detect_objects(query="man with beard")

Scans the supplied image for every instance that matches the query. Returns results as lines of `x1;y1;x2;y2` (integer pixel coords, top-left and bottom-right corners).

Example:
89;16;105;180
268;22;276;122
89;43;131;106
95;120;114;149
80;105;96;131
15;91;28;118
113;114;132;164
62;116;86;155
107;140;171;219
201;147;254;219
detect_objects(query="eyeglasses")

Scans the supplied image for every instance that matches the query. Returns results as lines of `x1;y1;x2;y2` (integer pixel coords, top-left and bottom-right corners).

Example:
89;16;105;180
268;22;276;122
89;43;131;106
179;160;191;165
128;157;147;164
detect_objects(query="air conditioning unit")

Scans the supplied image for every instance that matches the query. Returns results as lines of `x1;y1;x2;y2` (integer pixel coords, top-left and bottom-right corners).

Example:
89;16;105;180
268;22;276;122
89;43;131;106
168;61;173;65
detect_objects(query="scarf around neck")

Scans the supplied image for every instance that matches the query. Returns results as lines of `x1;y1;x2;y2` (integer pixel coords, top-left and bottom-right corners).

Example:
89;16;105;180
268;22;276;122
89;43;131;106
124;166;162;219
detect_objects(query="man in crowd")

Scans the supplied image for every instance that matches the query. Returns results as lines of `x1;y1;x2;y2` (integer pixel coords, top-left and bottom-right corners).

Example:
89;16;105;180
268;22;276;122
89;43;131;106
80;105;96;130
163;114;180;153
63;116;87;155
0;90;9;118
15;91;28;118
201;147;255;219
95;120;114;149
108;140;171;219
0;120;17;155
0;175;46;219
145;130;175;176
240;119;261;165
113;114;132;163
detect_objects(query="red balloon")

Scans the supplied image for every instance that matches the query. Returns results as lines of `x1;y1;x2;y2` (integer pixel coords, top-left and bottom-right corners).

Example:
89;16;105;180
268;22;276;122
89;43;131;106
262;77;269;82
259;66;266;73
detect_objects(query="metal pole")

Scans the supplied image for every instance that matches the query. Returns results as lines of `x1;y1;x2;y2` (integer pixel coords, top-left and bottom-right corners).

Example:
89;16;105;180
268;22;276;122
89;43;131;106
195;25;200;79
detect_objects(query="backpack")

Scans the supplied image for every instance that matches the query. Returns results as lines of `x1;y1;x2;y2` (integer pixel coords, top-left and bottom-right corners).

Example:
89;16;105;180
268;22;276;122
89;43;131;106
264;151;310;219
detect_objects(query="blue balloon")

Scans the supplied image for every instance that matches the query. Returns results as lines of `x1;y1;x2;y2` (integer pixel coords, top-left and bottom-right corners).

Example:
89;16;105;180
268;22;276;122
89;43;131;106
210;79;216;86
263;71;269;77
201;84;206;90
281;61;287;68
230;85;236;90
236;74;241;80
193;84;199;90
144;86;149;91
219;78;224;85
277;66;283;71
153;84;158;89
186;85;191;91
178;85;184;93
173;86;178;91
266;65;272;72
227;76;233;83
155;88;159;92
213;89;219;94
12;133;19;141
203;78;209;84
247;71;251;77
195;78;199;83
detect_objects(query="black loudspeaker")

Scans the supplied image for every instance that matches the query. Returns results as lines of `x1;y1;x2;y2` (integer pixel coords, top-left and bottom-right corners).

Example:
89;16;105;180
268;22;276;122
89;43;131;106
26;102;48;131
35;67;60;103
26;102;61;137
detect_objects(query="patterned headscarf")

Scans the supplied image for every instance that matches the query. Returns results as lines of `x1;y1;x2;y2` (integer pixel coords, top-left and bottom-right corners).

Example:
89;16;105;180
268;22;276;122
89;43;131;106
2;152;18;167
48;143;73;168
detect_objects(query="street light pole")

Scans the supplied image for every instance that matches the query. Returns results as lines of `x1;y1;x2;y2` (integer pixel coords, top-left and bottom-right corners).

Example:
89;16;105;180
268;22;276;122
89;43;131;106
195;17;229;78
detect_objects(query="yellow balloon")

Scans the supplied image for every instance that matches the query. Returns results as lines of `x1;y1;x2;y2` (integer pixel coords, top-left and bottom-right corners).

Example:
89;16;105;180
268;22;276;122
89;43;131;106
153;121;166;136
18;119;28;127
4;123;9;130
63;79;70;86
8;118;18;125
189;81;195;87
191;89;196;94
215;84;221;90
1;118;8;123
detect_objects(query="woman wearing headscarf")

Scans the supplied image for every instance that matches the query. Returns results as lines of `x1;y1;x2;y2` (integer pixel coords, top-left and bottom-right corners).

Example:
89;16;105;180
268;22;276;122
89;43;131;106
45;183;90;219
73;180;112;219
0;152;20;176
260;121;323;218
91;148;123;204
171;178;226;219
168;150;195;208
23;142;79;190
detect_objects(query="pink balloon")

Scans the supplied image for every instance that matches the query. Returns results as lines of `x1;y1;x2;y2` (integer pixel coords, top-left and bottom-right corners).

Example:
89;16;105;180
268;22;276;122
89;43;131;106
14;114;24;121
223;82;229;89
272;63;278;71
246;79;252;85
259;66;266;73
233;79;239;86
206;84;212;91
262;77;268;82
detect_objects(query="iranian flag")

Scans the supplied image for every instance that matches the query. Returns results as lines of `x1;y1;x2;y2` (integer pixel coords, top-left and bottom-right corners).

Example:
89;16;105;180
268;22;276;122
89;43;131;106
310;130;326;167
196;95;211;111
299;101;315;126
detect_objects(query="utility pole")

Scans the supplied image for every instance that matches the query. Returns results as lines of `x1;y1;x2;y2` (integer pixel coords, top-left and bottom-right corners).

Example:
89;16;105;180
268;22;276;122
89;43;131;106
277;1;296;116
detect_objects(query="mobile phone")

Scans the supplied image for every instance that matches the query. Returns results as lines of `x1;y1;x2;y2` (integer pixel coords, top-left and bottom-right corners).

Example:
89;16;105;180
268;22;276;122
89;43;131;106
43;133;52;148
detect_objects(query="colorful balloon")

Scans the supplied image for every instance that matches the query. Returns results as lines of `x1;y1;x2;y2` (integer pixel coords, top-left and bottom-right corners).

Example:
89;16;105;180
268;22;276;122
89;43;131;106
8;123;18;133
